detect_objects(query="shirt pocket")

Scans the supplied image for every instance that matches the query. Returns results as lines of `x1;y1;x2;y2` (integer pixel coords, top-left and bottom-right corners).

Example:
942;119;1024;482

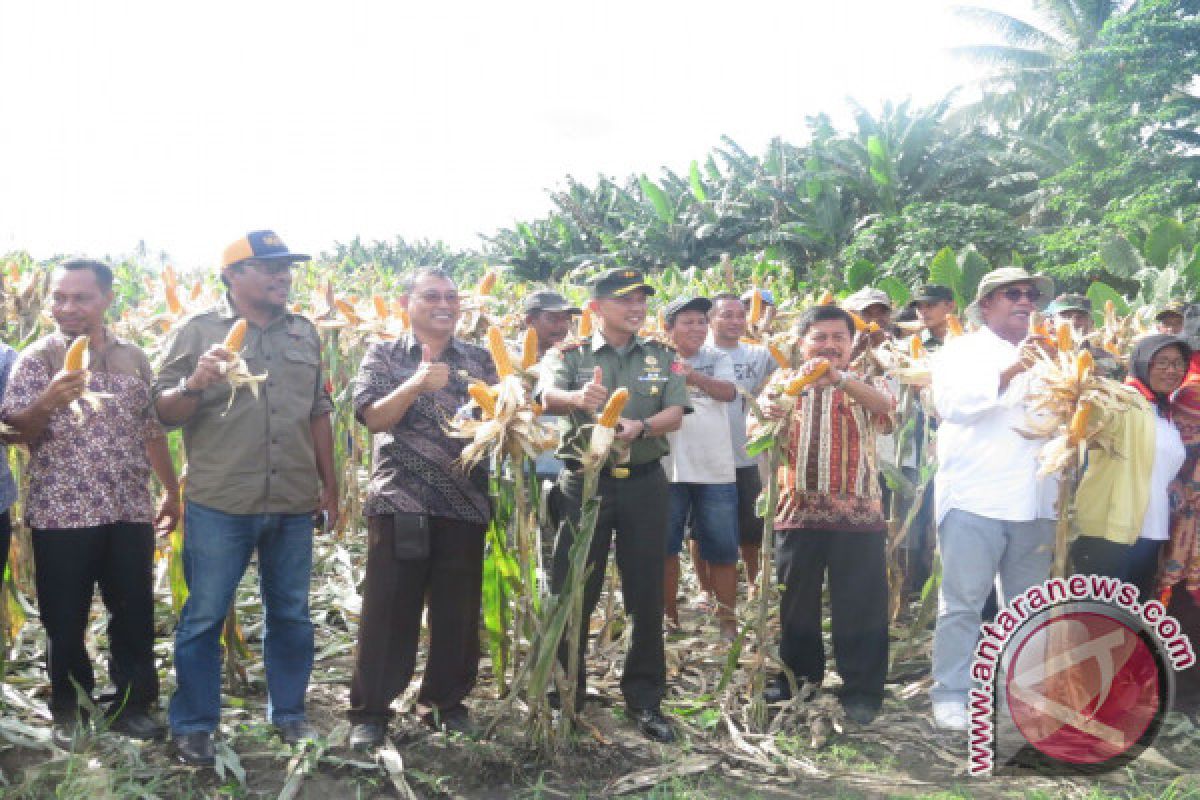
277;346;320;417
628;374;669;418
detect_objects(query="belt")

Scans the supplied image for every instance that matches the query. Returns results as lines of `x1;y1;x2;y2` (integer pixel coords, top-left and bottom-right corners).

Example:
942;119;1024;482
562;459;661;480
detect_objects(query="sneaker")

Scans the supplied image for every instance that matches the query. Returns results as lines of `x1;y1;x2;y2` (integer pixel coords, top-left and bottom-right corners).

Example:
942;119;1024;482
932;700;968;731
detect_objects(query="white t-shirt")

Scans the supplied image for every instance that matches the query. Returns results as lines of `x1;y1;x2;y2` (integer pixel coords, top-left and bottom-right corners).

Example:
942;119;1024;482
664;346;737;484
1140;414;1186;541
710;340;775;468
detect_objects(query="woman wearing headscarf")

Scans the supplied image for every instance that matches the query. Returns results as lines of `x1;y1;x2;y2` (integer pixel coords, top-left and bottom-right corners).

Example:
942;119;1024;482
1071;335;1189;600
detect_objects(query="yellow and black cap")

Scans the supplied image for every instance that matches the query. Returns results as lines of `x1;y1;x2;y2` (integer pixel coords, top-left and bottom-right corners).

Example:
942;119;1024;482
222;230;310;269
589;268;656;299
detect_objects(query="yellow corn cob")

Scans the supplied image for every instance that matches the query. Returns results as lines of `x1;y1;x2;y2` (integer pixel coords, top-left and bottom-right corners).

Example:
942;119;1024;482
477;269;498;296
818;290;835;306
64;336;89;372
1103;340;1121;356
578;309;593;338
6;261;18;284
1077;350;1094;381
947;314;964;336
784;362;830;395
1028;311;1049;338
335;298;362;325
848;311;868;332
163;268;183;315
1056;322;1073;352
487;326;513;377
373;295;388;319
865;322;880;334
521;327;539;370
768;343;790;369
399;308;411;329
910;334;925;359
1068;402;1092;444
749;289;763;325
224;319;248;352
190;280;203;302
468;381;496;418
531;401;543;417
599;388;629;427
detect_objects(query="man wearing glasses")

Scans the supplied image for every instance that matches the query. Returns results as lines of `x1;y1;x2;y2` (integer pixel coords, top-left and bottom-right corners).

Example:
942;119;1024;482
927;268;1058;731
154;231;338;764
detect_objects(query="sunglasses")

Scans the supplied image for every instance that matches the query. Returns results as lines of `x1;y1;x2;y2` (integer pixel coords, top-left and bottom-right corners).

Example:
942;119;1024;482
1000;287;1042;303
245;260;296;276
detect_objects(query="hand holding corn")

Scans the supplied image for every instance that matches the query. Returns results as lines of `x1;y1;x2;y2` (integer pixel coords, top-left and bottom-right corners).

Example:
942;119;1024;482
187;345;235;392
407;343;450;394
38;369;88;413
572;366;608;413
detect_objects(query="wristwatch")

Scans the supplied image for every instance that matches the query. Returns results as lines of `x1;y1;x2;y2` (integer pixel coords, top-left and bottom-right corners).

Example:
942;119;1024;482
177;376;204;399
638;418;651;439
834;371;850;389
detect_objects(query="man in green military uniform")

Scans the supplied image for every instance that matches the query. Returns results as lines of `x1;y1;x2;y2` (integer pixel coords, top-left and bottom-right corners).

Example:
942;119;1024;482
538;268;688;743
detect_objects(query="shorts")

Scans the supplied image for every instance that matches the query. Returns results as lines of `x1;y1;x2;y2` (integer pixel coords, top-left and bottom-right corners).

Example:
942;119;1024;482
667;482;739;564
735;466;764;547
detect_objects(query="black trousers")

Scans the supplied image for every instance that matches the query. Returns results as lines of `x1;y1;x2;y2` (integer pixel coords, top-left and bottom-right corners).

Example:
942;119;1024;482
32;522;158;720
1167;587;1200;713
348;514;486;723
776;528;889;707
0;510;11;585
552;465;668;710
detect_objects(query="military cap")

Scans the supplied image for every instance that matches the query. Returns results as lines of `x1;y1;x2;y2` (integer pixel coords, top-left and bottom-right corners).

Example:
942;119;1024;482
589;268;656;298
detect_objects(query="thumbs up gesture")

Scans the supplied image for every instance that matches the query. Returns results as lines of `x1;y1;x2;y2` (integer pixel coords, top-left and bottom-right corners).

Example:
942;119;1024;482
409;343;450;394
574;365;609;413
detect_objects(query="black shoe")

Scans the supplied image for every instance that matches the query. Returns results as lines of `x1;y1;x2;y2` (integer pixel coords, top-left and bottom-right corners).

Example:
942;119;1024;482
174;731;216;767
547;691;587;713
276;720;317;745
841;699;879;726
108;708;165;740
421;705;473;736
762;682;792;704
631;708;675;744
349;721;386;751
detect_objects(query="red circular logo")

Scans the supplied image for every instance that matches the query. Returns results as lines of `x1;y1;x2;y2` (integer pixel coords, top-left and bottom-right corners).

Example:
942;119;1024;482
1005;611;1161;765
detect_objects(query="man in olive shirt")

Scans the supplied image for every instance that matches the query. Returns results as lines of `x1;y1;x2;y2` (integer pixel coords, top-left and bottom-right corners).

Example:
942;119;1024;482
538;268;687;743
153;231;338;765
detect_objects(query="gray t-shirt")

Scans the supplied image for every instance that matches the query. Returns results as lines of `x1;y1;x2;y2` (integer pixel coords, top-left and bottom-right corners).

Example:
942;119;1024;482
713;341;776;467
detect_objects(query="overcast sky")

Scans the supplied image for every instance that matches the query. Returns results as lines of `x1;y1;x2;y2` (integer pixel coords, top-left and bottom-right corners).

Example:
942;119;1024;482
0;1;1035;268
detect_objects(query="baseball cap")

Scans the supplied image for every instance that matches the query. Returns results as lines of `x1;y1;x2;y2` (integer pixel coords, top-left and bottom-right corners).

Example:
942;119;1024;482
662;296;713;326
842;287;892;313
522;290;581;314
1156;300;1187;320
912;284;955;304
222;230;310;269
1051;293;1092;314
740;287;775;306
589;268;656;298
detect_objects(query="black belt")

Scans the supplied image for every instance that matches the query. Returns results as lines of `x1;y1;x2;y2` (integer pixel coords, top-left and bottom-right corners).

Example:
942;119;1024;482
562;459;661;480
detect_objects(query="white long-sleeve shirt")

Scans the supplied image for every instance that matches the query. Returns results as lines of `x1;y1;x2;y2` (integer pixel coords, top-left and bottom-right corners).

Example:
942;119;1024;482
931;327;1058;525
1140;415;1185;541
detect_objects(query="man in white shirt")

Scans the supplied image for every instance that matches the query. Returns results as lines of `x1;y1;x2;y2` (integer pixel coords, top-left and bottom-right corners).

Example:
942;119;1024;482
709;293;776;587
929;267;1058;731
662;297;740;640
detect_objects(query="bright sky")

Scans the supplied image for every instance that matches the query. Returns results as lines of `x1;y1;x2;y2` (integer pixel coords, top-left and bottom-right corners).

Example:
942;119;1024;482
0;1;1036;269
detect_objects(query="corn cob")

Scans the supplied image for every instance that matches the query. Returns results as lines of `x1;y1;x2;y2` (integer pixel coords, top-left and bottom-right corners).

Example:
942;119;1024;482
1068;402;1092;444
487;326;513;377
468;381;496;418
818;290;835;306
784;362;829;395
335;298;362;325
1028;311;1049;338
521;327;539;370
164;273;183;315
578;309;593;338
1056;322;1073;352
373;295;388;319
477;269;498;296
848;311;868;332
224;319;248;351
399;308;411;330
768;343;790;370
190;280;203;302
1077;350;1094;381
598;388;629;427
64;336;89;372
6;261;18;284
946;314;964;336
749;289;763;325
910;334;925;359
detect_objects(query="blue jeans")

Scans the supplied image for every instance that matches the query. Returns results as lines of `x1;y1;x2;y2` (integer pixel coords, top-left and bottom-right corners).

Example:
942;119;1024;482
667;482;739;564
169;501;315;734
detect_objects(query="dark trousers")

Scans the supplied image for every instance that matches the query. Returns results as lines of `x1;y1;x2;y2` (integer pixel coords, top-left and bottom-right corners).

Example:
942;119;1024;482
552;465;668;710
348;514;486;723
32;522;158;721
1070;536;1164;603
776;528;889;707
1167;587;1200;712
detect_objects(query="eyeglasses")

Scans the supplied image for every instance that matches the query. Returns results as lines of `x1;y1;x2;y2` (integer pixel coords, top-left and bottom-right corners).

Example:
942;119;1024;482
245;260;295;276
415;291;461;305
1001;287;1042;303
1150;359;1187;372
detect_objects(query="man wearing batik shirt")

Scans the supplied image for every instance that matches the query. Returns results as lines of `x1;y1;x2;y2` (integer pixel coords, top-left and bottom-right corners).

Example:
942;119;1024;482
751;304;894;725
2;259;180;745
346;267;497;750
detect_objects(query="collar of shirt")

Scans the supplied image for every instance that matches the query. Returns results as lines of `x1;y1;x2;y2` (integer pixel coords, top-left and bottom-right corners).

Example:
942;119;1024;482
590;329;645;356
216;293;305;334
398;332;468;362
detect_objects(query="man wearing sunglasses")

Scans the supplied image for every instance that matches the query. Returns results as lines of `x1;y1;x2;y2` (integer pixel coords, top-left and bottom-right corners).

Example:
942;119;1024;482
153;231;338;765
927;267;1058;731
